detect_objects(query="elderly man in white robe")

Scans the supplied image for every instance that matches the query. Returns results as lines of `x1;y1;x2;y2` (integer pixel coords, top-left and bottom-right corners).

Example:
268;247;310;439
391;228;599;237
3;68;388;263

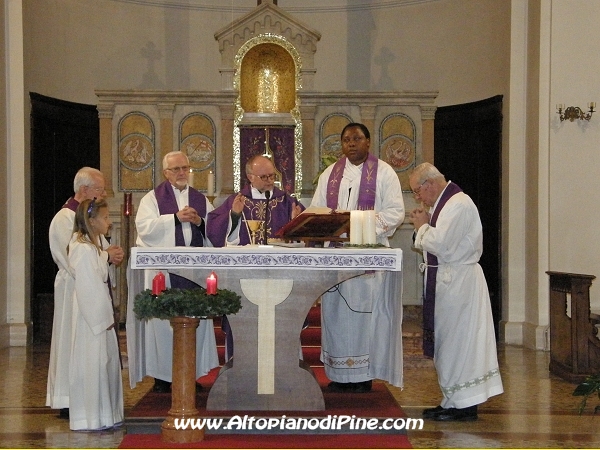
126;151;219;393
310;123;405;393
409;162;503;421
46;167;123;418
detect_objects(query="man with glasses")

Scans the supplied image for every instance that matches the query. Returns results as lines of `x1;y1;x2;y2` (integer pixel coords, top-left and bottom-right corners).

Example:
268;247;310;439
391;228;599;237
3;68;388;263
409;162;503;421
131;151;219;393
206;154;304;361
47;167;124;418
207;154;303;247
310;123;405;393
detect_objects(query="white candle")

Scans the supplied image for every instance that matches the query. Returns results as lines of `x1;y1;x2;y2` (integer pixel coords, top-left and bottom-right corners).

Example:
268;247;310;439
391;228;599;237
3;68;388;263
363;210;376;244
350;210;364;245
207;170;215;196
188;169;194;188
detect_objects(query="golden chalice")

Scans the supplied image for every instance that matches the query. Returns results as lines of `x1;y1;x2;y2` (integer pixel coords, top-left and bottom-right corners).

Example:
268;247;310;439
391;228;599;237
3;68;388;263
246;219;263;246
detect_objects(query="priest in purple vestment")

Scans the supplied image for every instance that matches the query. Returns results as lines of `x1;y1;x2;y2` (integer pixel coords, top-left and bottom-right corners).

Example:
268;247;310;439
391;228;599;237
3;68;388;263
410;163;503;422
47;167;124;419
206;155;304;359
206;155;304;247
130;151;219;393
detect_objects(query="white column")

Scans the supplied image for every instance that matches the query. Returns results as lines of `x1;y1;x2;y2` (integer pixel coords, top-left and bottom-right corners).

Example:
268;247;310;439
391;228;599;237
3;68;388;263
5;0;29;346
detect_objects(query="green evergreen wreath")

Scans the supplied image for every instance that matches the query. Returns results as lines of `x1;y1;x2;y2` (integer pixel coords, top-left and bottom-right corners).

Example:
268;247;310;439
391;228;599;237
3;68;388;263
134;288;242;320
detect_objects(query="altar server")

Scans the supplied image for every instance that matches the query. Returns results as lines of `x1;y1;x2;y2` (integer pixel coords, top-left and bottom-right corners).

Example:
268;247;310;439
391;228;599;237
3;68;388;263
127;151;218;392
410;163;503;421
68;198;123;431
47;167;123;418
310;123;405;392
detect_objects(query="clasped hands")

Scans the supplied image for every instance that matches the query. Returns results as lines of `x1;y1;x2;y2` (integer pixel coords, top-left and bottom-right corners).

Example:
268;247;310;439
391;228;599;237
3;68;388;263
409;205;430;231
177;205;202;226
106;245;124;266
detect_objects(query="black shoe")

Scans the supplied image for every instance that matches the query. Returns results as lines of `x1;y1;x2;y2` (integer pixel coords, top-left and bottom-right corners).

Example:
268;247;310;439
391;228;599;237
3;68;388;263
348;380;372;393
328;381;351;392
152;379;172;393
59;408;69;419
434;405;478;422
422;405;446;419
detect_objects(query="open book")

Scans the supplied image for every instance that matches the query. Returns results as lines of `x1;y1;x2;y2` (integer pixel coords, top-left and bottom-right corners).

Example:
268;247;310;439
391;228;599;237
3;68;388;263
274;207;350;242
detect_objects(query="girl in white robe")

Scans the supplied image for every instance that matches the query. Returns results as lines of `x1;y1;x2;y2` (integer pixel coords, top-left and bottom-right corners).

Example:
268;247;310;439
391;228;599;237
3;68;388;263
68;198;123;431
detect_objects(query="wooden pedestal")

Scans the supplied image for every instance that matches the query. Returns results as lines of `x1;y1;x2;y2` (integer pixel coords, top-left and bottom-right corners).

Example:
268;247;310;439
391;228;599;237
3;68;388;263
161;316;205;443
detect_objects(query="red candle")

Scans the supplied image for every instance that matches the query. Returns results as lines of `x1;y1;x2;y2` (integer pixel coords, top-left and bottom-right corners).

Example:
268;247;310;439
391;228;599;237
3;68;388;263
206;271;218;295
152;271;165;295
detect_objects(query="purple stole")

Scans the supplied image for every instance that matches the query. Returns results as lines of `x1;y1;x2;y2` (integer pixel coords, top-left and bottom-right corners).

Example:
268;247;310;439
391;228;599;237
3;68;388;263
423;181;463;358
206;185;304;247
326;153;378;210
63;197;79;212
154;180;207;247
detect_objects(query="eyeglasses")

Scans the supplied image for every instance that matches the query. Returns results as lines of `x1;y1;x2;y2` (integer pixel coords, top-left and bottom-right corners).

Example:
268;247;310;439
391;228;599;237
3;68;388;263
88;185;106;193
413;179;428;196
87;197;96;217
252;173;276;182
341;136;366;144
165;165;190;173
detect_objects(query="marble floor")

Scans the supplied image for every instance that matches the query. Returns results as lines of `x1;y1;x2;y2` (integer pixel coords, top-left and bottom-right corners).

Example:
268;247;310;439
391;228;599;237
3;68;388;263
1;340;599;448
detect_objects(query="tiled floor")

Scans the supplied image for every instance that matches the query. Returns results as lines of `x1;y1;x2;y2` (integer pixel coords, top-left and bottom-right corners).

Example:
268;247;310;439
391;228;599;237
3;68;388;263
1;339;600;448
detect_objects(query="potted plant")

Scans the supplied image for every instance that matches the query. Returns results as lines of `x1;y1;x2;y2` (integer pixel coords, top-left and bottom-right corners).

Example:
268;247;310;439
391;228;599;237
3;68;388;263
573;374;600;414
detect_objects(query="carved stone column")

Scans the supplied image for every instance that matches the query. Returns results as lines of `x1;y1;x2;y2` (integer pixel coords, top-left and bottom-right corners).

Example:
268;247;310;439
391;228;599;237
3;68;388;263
421;105;437;164
97;103;115;197
299;105;316;195
158;103;175;165
359;105;377;138
219;104;236;195
161;316;204;443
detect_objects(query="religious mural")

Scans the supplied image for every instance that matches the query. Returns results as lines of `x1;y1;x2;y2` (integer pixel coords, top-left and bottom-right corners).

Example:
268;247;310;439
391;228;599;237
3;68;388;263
179;113;216;194
118;112;155;191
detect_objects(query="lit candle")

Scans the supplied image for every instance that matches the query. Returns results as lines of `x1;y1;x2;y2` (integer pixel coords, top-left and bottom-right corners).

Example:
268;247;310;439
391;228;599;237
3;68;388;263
350;210;364;245
123;192;132;216
152;271;165;295
188;168;194;188
207;170;215;196
363;210;377;244
206;271;218;295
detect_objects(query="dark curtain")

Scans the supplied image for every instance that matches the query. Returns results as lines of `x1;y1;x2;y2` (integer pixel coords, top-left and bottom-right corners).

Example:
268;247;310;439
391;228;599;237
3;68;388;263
30;92;100;342
434;95;503;335
239;126;295;193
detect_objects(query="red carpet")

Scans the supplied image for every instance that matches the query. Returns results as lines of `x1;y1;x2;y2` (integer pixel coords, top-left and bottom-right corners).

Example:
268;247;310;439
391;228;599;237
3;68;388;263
127;367;404;419
119;432;412;448
121;305;412;448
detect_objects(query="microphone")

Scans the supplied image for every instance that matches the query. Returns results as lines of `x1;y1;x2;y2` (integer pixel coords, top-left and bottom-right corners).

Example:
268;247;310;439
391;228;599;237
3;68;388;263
264;190;271;244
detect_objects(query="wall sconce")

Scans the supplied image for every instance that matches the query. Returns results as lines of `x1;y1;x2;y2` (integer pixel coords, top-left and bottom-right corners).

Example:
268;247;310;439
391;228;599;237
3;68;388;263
557;103;596;122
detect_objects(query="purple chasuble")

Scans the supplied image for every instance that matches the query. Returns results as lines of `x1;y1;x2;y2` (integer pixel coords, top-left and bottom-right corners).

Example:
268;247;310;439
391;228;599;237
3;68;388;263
63;197;79;212
326;153;378;210
206;185;304;247
423;181;463;358
154;180;207;247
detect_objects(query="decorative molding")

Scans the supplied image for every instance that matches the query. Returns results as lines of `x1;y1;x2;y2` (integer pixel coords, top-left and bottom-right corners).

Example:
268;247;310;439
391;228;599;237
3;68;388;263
131;247;403;271
420;105;437;120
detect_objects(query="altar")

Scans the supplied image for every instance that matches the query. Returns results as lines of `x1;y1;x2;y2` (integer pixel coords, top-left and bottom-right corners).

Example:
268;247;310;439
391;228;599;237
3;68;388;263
128;245;403;411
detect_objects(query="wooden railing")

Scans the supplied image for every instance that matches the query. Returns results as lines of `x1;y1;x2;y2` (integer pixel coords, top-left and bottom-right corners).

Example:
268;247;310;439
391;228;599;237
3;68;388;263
547;271;600;382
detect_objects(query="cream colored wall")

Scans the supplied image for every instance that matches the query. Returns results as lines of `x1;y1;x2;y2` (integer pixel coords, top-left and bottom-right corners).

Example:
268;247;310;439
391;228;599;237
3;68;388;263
549;0;600;309
0;0;8;349
23;0;510;107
